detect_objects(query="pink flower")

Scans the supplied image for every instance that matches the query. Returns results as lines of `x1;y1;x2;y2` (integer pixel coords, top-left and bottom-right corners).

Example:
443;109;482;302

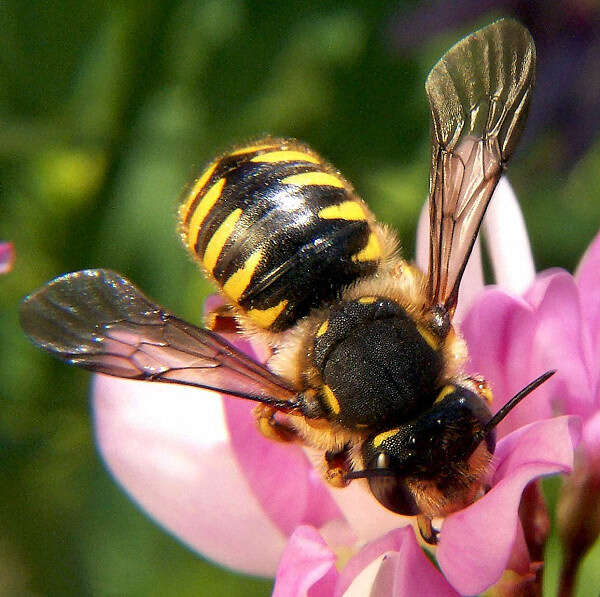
458;215;600;593
458;196;600;475
92;179;580;595
460;244;600;439
0;242;14;274
272;525;460;597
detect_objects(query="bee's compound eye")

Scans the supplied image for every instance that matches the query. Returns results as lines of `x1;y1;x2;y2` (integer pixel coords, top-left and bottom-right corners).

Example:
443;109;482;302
367;466;420;516
361;429;421;515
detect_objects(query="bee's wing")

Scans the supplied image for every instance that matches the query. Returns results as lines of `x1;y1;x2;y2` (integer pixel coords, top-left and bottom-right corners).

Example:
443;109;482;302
20;269;303;412
425;19;535;312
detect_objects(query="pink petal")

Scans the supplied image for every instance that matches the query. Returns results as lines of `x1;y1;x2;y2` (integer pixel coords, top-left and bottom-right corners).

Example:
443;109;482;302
0;242;14;274
575;231;600;364
92;375;288;576
203;293;226;314
582;411;600;469
461;288;552;437
465;272;596;432
196;303;345;536
437;416;580;595
483;178;535;294
212;330;344;535
224;400;343;535
455;237;484;324
307;454;407;543
415;200;429;273
338;527;459;597
528;271;595;419
272;526;338;597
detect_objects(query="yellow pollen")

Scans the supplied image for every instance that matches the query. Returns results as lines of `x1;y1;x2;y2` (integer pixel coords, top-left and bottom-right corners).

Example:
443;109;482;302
251;150;319;164
373;428;400;448
318;201;366;221
203;208;242;273
316;320;329;337
352;232;381;262
321;385;340;414
246;299;288;328
358;296;376;304
334;546;355;571
281;172;345;188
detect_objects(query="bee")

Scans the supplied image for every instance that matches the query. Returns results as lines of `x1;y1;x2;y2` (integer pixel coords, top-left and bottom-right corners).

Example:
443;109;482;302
20;19;548;545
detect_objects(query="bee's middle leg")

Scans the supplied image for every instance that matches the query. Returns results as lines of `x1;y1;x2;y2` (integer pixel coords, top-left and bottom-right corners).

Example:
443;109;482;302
254;404;298;443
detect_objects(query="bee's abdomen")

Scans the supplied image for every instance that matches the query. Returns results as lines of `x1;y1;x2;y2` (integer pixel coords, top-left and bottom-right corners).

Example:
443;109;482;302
179;139;382;331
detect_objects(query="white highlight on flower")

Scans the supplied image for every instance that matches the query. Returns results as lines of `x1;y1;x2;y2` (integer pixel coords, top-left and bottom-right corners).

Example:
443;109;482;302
343;553;389;597
484;177;535;294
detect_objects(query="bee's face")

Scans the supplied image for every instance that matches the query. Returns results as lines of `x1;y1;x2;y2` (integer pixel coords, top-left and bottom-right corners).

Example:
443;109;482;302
358;386;495;517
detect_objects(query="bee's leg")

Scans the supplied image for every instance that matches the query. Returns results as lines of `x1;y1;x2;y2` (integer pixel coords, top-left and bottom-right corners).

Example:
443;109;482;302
205;304;241;334
325;447;351;488
254;404;298;443
417;514;439;545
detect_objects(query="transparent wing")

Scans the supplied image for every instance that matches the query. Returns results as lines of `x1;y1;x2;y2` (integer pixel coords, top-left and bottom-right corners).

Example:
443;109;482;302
425;18;535;312
20;269;302;412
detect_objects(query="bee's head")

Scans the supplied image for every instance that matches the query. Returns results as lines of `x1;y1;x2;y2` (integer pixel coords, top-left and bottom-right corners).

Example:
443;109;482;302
354;385;494;516
347;371;554;517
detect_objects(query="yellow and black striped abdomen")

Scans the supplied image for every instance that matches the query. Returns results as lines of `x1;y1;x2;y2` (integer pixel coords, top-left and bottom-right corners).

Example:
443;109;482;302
179;139;382;332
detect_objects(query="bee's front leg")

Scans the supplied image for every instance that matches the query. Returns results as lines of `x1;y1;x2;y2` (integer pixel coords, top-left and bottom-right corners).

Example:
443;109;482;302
417;514;439;545
324;447;351;488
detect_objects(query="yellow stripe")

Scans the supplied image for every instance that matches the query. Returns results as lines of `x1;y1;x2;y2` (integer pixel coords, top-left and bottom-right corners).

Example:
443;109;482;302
321;385;340;414
186;178;226;253
203;208;242;273
358;296;376;304
180;163;218;225
282;172;345;188
352;233;381;262
251;150;319;164
228;143;278;157
435;385;456;404
318;201;366;221
316;320;329;337
222;249;263;301
416;323;441;350
373;428;400;448
246;299;288;328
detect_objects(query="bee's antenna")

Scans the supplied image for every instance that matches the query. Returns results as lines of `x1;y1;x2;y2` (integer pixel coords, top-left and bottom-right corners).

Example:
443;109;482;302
473;370;556;448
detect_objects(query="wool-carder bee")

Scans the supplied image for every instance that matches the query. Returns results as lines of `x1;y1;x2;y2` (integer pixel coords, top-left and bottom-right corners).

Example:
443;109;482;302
20;19;550;544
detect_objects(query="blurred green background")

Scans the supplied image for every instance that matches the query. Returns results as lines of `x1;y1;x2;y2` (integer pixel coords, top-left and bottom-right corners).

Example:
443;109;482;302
1;2;599;596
